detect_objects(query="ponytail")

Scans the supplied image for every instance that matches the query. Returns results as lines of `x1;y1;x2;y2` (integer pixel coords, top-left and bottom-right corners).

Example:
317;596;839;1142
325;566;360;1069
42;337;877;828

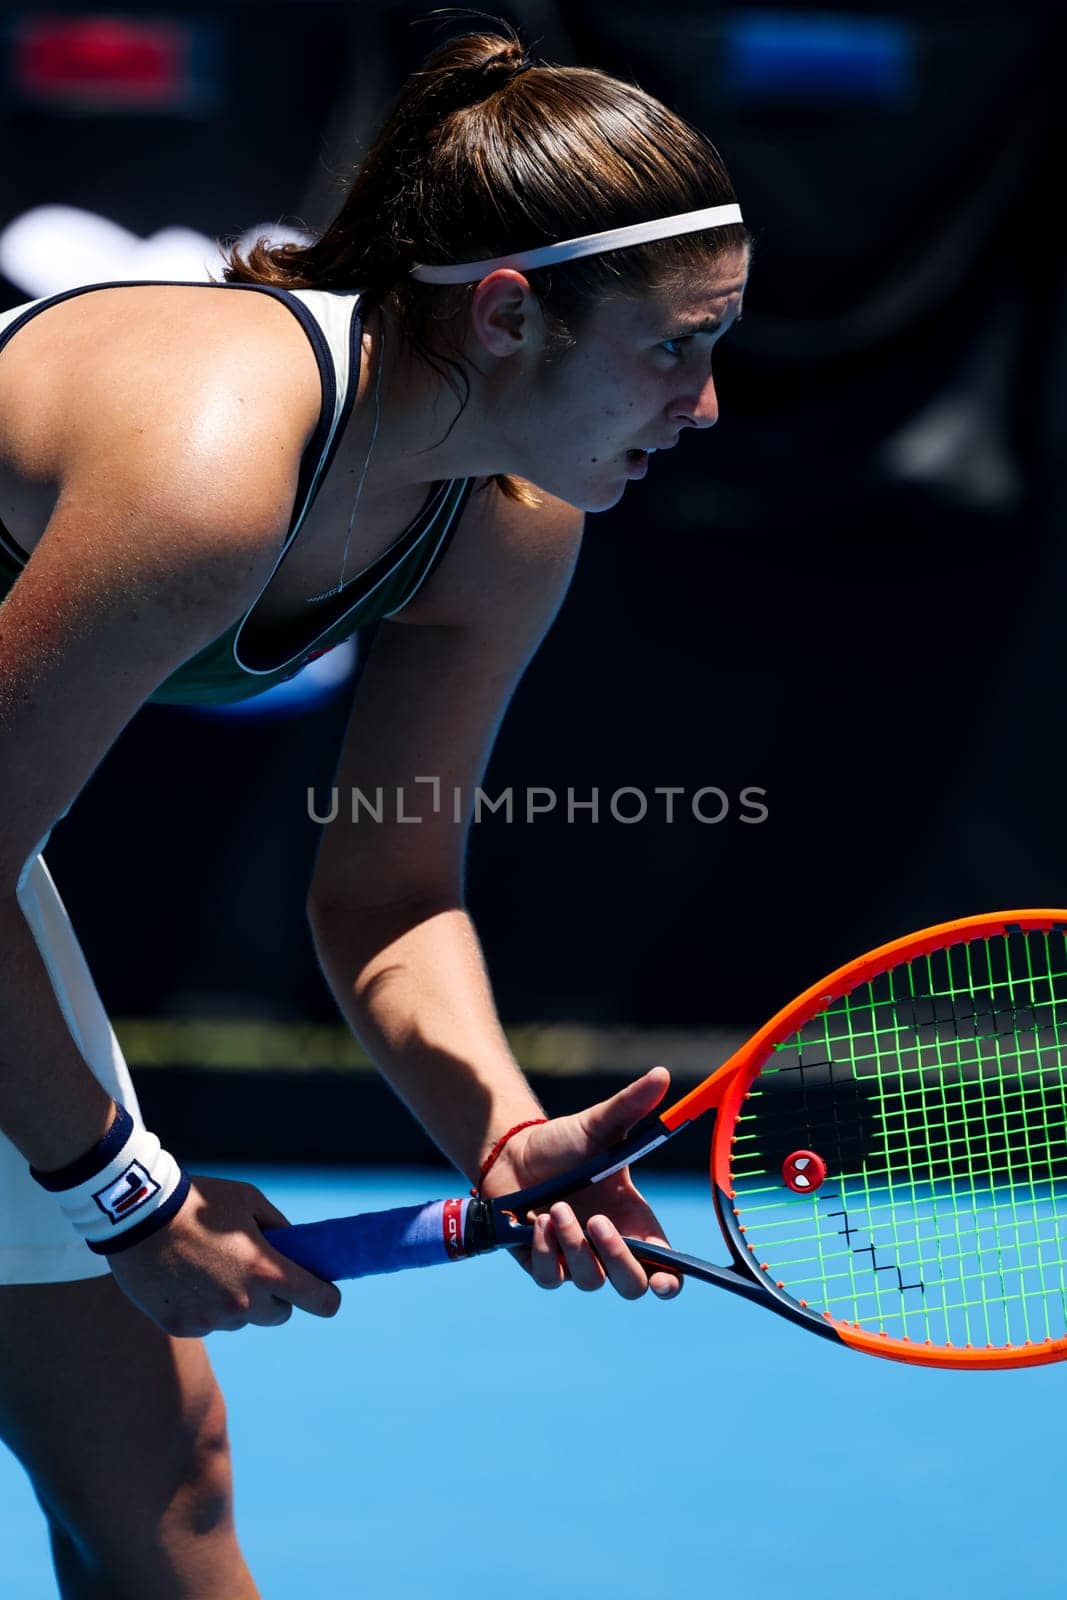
223;21;746;504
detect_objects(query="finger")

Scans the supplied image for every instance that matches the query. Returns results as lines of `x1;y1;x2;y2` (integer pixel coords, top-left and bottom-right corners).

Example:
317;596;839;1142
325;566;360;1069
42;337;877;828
247;1190;292;1232
212;1283;299;1333
248;1296;295;1329
527;1211;565;1290
550;1203;606;1292
585;1215;649;1301
581;1066;671;1150
648;1268;683;1300
206;1307;253;1336
634;1236;684;1301
253;1202;343;1316
265;1252;343;1320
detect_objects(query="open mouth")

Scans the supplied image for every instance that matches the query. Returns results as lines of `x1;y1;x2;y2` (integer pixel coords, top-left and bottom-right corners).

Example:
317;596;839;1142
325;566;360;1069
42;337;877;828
626;448;650;462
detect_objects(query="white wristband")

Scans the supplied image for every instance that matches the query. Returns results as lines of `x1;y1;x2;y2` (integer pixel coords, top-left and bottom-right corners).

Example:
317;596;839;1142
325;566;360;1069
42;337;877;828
30;1104;190;1255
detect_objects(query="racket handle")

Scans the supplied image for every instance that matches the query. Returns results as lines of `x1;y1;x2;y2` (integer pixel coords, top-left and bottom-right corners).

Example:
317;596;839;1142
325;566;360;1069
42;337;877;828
264;1198;488;1281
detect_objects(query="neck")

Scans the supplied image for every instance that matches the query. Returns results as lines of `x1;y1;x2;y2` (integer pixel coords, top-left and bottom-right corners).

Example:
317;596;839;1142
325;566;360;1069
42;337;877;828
349;302;526;499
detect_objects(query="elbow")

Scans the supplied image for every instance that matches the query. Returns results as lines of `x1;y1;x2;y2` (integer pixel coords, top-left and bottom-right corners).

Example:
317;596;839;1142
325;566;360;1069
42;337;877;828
306;881;466;946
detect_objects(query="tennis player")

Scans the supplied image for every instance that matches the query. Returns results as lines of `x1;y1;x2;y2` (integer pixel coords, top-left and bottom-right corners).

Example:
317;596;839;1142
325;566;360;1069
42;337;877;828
0;26;748;1596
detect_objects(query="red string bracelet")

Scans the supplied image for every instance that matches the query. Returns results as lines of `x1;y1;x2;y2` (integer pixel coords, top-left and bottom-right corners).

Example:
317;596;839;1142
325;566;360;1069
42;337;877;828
471;1118;547;1197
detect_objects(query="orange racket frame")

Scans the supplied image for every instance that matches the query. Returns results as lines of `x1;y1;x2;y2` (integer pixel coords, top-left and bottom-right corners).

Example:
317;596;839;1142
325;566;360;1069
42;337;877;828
487;910;1067;1369
664;909;1067;1369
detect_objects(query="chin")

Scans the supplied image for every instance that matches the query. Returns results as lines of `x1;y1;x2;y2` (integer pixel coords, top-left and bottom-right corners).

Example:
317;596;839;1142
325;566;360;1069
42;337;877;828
531;472;626;515
582;482;629;513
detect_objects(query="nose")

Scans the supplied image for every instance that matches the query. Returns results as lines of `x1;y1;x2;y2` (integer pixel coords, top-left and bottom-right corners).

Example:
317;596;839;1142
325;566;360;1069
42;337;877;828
672;369;719;430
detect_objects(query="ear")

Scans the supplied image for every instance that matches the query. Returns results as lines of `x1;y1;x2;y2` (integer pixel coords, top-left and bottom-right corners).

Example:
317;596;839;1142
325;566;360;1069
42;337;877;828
468;268;544;359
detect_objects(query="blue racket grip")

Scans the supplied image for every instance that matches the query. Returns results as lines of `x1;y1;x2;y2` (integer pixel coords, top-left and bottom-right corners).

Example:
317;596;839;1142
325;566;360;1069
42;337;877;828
264;1198;481;1281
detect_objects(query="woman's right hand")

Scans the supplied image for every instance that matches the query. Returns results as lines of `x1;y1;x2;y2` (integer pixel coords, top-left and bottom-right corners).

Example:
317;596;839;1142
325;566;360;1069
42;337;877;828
106;1174;342;1337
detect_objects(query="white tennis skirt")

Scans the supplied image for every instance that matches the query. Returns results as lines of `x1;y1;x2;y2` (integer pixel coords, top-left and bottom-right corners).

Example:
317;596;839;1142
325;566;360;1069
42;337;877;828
0;850;143;1284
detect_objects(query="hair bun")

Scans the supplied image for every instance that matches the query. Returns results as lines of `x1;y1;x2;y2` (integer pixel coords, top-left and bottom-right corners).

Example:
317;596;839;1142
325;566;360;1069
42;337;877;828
417;34;532;120
479;47;530;76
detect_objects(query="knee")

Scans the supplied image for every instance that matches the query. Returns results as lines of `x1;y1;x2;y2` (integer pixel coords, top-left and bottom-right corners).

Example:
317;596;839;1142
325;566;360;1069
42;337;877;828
37;1376;239;1574
170;1379;237;1538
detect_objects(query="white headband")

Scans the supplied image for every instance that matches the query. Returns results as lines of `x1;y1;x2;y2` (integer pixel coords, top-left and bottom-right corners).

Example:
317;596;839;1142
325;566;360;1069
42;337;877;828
409;203;744;284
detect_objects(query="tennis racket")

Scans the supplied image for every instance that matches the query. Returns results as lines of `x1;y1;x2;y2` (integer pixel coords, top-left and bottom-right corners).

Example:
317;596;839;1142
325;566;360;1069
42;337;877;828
266;911;1067;1370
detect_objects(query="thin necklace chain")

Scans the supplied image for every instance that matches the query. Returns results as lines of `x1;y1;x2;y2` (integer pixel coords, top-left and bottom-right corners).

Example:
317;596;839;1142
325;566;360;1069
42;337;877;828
305;314;385;604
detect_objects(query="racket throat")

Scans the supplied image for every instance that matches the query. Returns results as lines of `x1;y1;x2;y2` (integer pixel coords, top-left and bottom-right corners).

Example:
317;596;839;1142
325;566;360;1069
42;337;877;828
628;1238;840;1340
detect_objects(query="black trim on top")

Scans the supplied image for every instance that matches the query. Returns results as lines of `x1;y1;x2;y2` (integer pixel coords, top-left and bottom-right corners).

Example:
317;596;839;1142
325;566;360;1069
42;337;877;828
385;477;474;616
0;515;28;563
235;477;457;672
0;277;341;555
286;289;363;532
262;288;338;537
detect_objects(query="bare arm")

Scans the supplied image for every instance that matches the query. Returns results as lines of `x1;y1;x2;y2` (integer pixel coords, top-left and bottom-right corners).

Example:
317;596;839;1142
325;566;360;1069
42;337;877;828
0;362;343;1331
306;488;682;1299
0;454;291;1167
307;484;583;1181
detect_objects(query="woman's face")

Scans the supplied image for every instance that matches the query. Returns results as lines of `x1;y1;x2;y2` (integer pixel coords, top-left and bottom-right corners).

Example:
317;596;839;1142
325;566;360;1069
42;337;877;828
478;249;748;511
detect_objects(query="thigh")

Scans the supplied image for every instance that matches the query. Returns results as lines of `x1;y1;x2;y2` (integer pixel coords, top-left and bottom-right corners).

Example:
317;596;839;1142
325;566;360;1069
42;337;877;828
0;1274;257;1598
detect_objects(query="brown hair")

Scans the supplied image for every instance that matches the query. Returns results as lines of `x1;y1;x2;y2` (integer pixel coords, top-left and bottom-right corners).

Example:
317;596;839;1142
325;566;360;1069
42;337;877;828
223;19;747;505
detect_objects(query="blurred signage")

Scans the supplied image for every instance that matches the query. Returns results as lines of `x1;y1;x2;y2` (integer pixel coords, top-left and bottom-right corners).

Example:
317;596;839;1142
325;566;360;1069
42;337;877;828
721;12;913;107
9;13;217;114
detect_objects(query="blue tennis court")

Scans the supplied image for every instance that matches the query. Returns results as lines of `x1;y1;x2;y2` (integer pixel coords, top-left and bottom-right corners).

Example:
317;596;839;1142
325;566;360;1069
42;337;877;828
2;1165;1064;1598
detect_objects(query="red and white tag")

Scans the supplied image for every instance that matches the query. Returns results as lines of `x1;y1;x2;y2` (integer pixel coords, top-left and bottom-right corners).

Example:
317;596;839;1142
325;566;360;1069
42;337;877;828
441;1197;468;1259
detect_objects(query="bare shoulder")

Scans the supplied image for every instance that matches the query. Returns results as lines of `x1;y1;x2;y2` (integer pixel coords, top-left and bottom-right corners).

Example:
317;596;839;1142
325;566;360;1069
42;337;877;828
0;283;321;553
395;476;585;634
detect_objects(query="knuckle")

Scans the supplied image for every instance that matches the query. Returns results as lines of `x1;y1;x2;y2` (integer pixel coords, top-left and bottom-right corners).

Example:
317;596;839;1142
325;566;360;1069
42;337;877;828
160;1311;205;1338
252;1299;292;1328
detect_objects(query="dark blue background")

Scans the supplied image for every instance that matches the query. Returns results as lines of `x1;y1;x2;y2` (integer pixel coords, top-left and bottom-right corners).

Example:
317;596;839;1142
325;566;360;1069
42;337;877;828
4;2;1065;1033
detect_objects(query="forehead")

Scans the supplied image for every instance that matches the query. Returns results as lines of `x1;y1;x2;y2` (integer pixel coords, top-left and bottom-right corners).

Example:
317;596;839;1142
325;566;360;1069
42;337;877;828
604;248;749;333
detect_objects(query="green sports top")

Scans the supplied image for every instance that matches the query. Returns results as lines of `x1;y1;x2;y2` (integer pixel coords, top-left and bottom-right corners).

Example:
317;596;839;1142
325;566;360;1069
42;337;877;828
0;280;475;706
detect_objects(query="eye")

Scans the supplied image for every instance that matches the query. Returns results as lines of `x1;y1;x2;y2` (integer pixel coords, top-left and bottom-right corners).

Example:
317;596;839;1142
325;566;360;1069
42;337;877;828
660;336;690;359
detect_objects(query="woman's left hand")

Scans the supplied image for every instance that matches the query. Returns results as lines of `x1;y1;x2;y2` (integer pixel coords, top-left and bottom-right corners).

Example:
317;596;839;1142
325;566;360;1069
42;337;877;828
483;1066;682;1301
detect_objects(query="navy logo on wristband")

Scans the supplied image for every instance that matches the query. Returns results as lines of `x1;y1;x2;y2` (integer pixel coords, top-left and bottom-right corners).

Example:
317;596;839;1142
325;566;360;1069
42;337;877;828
92;1160;160;1225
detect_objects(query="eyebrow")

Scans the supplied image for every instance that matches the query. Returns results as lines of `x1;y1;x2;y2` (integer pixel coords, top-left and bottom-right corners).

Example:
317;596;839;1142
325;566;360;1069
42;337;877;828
669;309;743;335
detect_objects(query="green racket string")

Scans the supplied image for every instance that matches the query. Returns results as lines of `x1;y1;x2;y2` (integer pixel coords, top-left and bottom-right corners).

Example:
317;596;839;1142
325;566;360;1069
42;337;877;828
729;928;1067;1349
